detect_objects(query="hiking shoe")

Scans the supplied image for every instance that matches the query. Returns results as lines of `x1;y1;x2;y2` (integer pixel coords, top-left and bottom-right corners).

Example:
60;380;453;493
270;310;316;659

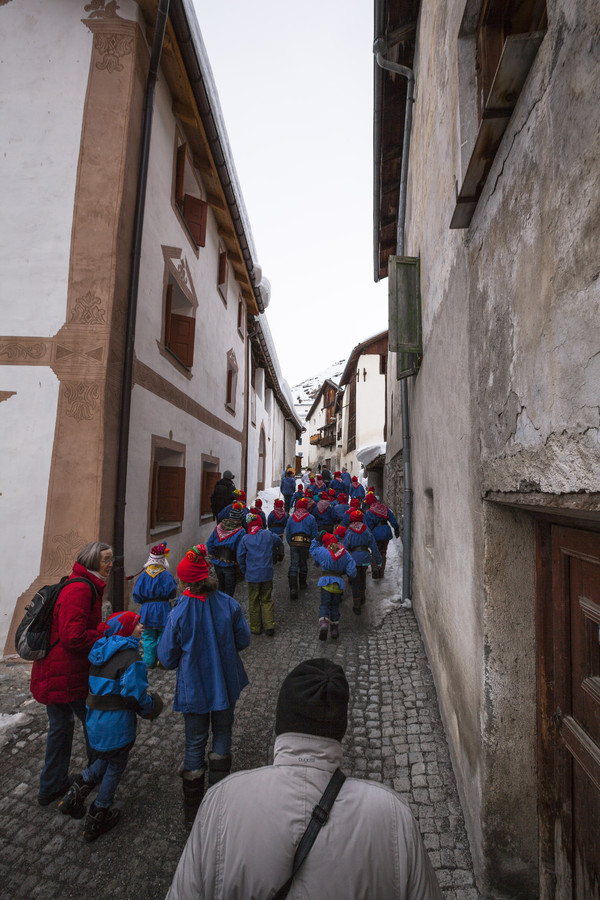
318;618;329;641
352;603;362;616
330;622;339;640
82;804;120;842
265;628;275;636
38;777;73;807
58;775;92;819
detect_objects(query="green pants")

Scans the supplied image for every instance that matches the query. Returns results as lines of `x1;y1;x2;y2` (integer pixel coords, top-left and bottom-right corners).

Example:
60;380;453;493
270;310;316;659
247;581;274;633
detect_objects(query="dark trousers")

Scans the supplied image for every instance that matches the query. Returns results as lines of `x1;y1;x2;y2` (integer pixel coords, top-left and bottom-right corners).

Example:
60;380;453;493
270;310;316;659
288;545;309;578
350;565;368;603
215;564;237;597
39;698;92;801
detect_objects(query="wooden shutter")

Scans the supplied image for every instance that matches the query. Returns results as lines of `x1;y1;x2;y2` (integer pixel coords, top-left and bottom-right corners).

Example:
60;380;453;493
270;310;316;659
226;367;233;405
150;460;159;529
184;194;208;247
175;143;187;204
164;284;173;347
168;314;195;368
202;470;220;516
156;466;186;522
218;249;227;286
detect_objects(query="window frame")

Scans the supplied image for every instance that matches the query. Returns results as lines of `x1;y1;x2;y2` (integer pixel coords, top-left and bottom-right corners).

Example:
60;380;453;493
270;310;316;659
217;244;228;304
225;348;238;415
173;136;208;251
147;436;186;541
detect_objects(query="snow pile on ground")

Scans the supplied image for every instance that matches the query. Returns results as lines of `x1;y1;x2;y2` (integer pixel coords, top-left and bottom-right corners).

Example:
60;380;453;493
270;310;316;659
0;712;32;751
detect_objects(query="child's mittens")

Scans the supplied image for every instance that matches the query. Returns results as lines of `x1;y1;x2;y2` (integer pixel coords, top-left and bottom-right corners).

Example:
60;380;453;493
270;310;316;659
141;692;164;721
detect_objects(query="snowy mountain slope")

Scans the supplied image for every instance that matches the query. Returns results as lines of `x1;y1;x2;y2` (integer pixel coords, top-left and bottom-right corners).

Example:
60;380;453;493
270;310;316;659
291;359;346;422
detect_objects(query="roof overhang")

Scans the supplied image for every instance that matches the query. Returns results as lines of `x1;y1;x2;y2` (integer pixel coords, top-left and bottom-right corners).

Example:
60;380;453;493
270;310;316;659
373;0;420;282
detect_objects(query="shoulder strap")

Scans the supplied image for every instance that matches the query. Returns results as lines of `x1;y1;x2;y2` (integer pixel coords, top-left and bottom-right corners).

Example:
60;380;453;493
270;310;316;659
271;768;346;900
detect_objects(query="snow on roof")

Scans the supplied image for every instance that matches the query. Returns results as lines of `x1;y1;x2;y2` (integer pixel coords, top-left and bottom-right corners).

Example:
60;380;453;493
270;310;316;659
355;443;387;467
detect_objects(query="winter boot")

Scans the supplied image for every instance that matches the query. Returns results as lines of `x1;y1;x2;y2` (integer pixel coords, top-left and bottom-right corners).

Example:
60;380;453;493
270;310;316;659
58;774;92;820
181;768;205;830
329;621;339;640
208;753;232;787
298;573;307;591
82;803;120;842
352;599;362;615
288;575;299;600
371;565;381;580
318;617;329;641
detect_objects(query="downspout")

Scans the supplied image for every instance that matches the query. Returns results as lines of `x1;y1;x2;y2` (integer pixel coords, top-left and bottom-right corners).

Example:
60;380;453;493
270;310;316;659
112;0;170;611
373;37;415;607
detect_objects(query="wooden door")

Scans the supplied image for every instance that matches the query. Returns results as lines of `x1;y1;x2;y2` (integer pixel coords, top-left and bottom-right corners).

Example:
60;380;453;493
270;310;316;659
551;526;600;898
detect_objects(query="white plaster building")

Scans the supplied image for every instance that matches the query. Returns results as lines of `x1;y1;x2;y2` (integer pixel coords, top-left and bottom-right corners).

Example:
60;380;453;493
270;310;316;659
337;331;388;490
0;0;300;656
374;0;600;896
304;379;339;473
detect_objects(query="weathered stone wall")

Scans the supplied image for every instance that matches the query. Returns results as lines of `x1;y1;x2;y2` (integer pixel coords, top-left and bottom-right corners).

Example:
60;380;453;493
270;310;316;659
395;0;600;895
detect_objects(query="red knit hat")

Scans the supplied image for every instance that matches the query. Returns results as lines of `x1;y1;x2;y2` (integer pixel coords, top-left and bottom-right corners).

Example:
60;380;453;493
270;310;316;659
334;471;342;478
296;497;308;509
350;509;363;522
297;484;304;491
337;493;347;503
334;525;347;539
328;489;336;498
177;544;210;582
322;533;337;547
254;498;263;507
364;493;376;505
320;492;329;500
98;611;140;638
351;476;359;484
305;489;313;497
150;542;169;557
349;498;361;509
274;498;284;508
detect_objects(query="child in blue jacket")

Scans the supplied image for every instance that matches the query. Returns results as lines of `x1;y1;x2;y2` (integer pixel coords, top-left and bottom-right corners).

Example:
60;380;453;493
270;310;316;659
132;542;177;667
267;498;288;536
310;533;357;642
158;545;250;829
237;515;283;636
58;611;162;841
342;509;382;614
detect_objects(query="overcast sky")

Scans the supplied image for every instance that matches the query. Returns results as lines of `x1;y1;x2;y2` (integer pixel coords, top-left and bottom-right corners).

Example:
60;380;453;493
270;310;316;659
194;0;389;388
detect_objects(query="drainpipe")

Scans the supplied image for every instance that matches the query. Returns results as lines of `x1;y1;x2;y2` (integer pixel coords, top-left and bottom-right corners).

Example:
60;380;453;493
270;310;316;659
373;37;415;607
112;0;170;611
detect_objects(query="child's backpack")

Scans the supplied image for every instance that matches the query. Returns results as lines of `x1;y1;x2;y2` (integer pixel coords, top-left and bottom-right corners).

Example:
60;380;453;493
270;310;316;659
15;576;96;661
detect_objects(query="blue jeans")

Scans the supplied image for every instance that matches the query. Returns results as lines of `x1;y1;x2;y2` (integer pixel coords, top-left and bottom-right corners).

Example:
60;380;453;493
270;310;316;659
215;565;237;597
183;706;235;771
319;587;341;623
288;545;309;578
82;750;129;809
39;698;91;800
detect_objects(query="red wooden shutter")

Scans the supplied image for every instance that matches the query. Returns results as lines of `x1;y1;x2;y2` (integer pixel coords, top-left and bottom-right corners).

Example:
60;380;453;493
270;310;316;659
226;367;233;404
183;194;208;247
150;460;159;529
164;284;173;347
175;143;187;204
156;466;186;522
169;314;195;367
202;470;221;516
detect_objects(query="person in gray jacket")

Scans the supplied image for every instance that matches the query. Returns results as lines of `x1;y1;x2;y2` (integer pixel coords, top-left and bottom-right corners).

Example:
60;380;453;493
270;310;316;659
165;658;442;900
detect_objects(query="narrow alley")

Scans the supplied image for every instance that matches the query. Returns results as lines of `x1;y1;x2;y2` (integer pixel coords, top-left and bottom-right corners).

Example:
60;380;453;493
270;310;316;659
0;535;483;900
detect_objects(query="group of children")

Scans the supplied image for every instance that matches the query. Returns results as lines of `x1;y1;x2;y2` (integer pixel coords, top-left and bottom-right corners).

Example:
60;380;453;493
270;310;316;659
54;479;400;841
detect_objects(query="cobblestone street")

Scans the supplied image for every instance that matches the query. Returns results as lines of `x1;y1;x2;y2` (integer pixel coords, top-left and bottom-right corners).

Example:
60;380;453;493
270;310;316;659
0;541;485;899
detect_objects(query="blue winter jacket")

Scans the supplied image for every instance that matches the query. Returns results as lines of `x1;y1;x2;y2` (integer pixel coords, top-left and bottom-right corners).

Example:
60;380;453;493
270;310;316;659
310;539;357;590
285;510;318;546
341;471;353;489
350;483;366;501
329;478;345;497
207;523;246;568
312;501;337;531
237;529;283;583
132;567;177;628
365;504;400;542
333;501;350;522
281;475;296;497
342;523;382;567
86;635;154;754
158;591;250;714
290;490;304;509
267;509;288;535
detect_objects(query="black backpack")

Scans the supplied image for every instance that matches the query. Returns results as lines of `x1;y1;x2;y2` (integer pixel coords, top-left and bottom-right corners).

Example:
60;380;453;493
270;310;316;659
210;479;234;516
15;576;96;661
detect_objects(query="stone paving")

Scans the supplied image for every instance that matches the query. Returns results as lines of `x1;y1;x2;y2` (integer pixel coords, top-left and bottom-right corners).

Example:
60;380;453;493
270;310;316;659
0;540;486;898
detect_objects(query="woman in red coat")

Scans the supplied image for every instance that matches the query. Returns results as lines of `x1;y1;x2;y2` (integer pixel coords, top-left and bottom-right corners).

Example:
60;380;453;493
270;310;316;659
31;541;112;806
